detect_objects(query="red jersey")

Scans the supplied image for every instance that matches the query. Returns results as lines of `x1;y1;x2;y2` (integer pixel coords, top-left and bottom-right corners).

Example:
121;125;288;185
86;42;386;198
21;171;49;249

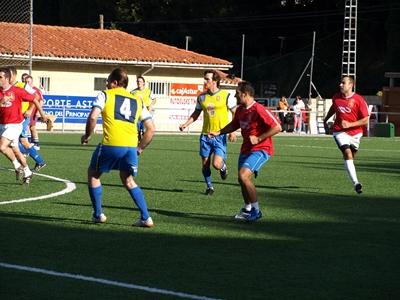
32;85;43;101
0;85;35;124
231;102;280;155
331;92;369;135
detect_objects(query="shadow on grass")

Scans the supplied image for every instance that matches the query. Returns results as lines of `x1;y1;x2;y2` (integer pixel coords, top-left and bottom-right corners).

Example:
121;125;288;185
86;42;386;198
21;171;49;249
0;205;399;300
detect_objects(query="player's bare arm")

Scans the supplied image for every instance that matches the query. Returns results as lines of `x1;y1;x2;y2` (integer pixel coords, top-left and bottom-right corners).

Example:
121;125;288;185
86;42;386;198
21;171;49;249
250;124;282;145
179;109;201;131
81;107;101;144
341;116;369;129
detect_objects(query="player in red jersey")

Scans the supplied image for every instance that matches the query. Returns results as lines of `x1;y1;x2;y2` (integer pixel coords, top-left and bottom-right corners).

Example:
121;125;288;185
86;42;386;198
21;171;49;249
0;67;46;184
323;76;369;194
209;81;281;222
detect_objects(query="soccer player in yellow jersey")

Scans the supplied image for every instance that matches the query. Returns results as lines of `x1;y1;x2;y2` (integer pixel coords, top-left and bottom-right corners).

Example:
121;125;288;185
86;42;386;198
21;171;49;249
81;67;156;227
131;76;157;140
179;70;237;195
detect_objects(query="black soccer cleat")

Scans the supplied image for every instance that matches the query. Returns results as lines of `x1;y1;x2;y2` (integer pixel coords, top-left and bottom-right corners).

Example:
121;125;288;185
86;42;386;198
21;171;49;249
355;183;363;194
205;187;215;196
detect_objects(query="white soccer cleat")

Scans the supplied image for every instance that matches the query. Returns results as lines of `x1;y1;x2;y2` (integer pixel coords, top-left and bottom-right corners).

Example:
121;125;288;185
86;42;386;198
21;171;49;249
133;217;154;228
92;213;107;224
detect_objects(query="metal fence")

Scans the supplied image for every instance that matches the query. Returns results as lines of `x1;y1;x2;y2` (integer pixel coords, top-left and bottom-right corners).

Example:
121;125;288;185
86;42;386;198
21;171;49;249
39;104;399;137
0;0;32;70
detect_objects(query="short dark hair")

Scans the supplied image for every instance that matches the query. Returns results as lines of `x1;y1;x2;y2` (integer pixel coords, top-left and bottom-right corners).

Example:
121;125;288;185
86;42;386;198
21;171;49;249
0;67;12;80
342;75;354;84
137;75;145;83
6;66;17;76
21;73;29;80
204;69;221;85
236;81;255;97
108;67;129;88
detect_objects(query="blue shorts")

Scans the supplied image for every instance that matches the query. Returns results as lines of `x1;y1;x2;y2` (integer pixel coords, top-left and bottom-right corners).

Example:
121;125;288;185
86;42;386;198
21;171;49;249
89;144;138;176
199;134;227;159
20;117;30;138
238;150;270;173
137;121;144;133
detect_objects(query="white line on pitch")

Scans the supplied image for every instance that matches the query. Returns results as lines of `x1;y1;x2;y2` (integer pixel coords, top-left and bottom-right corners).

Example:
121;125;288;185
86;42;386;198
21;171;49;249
0;169;76;205
0;262;221;300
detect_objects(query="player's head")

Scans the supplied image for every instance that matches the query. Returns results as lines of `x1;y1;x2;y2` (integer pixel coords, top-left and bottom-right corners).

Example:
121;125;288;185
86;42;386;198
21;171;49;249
24;75;33;85
0;67;12;87
136;76;145;89
340;75;354;94
107;67;128;89
6;66;17;83
21;73;30;82
236;80;255;104
203;69;221;88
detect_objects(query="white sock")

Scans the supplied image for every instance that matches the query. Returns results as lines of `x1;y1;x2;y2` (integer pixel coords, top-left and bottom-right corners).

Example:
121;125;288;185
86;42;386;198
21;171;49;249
12;159;21;170
344;160;358;185
245;204;252;211
251;202;259;211
23;166;32;177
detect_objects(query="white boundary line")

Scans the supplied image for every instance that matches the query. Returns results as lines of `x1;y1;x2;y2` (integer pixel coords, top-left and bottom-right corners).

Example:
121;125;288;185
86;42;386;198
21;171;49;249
0;169;76;205
0;262;221;300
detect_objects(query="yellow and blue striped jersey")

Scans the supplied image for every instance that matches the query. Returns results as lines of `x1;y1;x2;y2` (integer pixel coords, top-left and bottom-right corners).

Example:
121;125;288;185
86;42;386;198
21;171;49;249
93;87;151;147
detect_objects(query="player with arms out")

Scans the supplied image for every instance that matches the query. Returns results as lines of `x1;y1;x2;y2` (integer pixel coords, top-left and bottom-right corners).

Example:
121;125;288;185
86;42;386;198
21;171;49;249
81;67;156;227
209;81;281;222
179;70;236;195
323;75;369;194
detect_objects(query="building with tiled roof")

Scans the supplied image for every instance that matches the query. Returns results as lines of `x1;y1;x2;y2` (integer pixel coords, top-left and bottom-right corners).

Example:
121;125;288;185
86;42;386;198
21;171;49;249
0;22;232;67
0;22;239;132
0;22;236;91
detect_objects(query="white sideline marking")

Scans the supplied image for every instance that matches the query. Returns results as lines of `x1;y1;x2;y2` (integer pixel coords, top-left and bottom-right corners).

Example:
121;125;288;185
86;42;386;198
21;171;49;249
0;169;76;205
0;262;221;300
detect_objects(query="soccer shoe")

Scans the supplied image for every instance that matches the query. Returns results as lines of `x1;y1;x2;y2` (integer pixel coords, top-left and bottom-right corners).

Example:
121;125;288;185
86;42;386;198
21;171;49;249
234;208;251;220
220;166;228;180
22;174;33;185
15;167;24;181
133;217;154;228
355;183;363;194
34;162;47;172
92;213;107;224
33;144;41;150
205;187;215;196
245;208;263;222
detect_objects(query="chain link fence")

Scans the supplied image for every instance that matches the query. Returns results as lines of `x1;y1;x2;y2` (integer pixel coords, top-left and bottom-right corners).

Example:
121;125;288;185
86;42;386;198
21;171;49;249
0;0;32;70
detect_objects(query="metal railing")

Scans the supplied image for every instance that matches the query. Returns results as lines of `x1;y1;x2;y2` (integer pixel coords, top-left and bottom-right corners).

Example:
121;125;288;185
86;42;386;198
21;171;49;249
40;104;399;137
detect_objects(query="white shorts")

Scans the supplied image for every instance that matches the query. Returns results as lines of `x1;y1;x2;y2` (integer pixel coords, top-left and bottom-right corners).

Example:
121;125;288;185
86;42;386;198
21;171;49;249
0;123;23;147
333;131;363;151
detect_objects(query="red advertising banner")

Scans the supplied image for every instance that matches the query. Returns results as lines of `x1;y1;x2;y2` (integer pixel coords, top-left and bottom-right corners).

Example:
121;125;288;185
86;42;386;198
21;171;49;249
170;83;204;97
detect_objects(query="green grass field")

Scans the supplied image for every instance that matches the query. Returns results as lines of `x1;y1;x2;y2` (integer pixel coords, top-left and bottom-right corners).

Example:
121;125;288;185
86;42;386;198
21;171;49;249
1;133;399;300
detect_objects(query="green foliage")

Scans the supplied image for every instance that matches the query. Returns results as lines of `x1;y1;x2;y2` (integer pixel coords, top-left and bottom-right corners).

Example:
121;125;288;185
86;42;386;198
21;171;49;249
0;133;399;299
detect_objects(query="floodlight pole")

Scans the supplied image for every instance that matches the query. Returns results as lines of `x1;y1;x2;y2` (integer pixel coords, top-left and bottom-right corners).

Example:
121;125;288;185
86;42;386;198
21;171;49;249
29;0;33;74
288;58;311;99
241;34;245;79
308;31;316;104
185;36;191;50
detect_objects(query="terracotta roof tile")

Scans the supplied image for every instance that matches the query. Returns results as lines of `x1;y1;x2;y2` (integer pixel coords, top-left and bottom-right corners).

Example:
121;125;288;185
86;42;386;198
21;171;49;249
0;22;232;67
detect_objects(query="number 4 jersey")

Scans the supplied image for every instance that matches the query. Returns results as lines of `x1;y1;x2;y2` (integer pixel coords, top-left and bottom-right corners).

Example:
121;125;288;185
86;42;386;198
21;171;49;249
93;87;152;147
